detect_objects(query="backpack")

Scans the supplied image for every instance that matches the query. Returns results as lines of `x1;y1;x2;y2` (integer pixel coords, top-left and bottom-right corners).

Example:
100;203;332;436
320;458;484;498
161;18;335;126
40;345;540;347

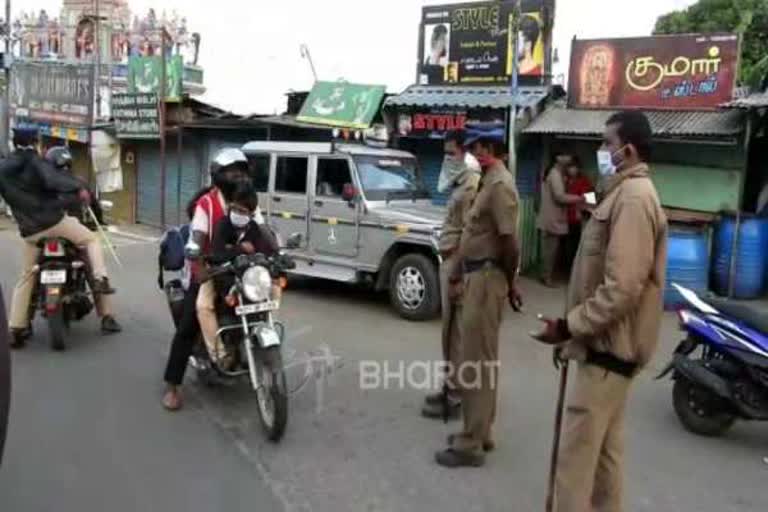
157;224;191;289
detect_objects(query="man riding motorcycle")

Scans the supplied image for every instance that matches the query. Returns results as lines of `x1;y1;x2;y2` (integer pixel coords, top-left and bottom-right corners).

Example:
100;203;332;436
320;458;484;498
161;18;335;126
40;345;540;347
42;145;117;333
0;128;121;348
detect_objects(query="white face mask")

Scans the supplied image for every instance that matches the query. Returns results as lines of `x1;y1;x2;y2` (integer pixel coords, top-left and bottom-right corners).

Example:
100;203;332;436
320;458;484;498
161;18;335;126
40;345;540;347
596;146;627;177
230;211;251;228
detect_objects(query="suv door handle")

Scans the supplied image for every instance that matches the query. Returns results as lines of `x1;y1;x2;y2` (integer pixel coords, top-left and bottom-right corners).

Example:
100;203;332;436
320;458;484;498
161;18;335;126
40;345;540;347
314;199;324;207
272;196;282;203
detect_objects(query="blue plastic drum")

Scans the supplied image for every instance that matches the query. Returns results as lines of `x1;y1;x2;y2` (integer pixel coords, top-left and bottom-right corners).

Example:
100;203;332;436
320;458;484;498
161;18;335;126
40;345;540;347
665;226;710;309
713;214;768;299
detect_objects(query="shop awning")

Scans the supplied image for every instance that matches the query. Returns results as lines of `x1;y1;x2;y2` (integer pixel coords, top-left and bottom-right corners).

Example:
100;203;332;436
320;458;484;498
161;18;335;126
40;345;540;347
384;85;550;110
721;91;768;109
524;107;746;138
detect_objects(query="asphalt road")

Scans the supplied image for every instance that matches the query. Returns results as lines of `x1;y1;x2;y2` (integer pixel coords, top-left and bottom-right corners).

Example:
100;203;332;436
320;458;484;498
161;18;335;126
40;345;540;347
0;224;766;512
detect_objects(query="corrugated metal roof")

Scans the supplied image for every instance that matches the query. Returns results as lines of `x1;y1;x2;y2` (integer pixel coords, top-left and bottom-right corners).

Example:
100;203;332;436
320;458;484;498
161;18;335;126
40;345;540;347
384;85;549;110
722;91;768;109
524;107;745;137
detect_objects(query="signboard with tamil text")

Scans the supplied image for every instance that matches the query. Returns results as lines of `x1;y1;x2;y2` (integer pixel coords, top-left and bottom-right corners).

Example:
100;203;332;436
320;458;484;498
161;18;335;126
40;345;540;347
298;82;386;129
112;93;160;139
127;56;184;102
10;62;94;126
568;34;739;111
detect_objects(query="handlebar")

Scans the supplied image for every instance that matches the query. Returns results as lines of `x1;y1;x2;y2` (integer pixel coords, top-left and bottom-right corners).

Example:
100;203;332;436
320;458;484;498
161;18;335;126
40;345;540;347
201;252;295;283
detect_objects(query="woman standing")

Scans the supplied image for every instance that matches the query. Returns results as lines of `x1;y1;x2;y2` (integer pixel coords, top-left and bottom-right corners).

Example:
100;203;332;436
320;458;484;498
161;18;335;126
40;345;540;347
537;154;584;287
565;157;593;271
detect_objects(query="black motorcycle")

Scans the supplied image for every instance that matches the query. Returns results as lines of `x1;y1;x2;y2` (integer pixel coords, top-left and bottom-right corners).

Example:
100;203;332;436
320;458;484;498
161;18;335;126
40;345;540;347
165;235;299;442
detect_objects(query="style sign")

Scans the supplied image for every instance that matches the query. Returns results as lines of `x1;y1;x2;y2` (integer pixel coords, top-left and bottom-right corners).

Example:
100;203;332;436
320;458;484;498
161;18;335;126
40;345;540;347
298;82;386;129
112;93;160;139
568;34;739;110
127;56;184;102
397;109;505;138
418;0;546;86
9;62;94;126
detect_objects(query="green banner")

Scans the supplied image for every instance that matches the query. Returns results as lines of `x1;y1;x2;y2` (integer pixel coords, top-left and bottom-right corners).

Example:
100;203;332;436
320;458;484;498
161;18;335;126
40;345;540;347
298;81;386;129
127;56;183;102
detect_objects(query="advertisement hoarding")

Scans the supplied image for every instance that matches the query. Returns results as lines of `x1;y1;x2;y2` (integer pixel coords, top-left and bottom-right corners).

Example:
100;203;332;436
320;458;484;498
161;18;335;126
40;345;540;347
127;56;184;102
568;34;740;110
9;62;94;126
396;109;505;138
418;0;546;86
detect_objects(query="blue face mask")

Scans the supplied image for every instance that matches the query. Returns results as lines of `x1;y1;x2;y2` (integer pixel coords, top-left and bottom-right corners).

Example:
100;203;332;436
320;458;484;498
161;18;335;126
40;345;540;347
596;146;627;177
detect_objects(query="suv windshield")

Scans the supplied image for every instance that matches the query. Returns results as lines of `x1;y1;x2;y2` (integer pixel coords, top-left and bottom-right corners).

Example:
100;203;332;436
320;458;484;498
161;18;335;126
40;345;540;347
355;156;430;201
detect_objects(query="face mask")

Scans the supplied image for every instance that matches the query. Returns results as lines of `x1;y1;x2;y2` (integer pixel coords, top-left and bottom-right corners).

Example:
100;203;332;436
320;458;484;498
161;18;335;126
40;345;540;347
437;155;465;193
230;211;251;228
475;155;494;169
596;146;627;177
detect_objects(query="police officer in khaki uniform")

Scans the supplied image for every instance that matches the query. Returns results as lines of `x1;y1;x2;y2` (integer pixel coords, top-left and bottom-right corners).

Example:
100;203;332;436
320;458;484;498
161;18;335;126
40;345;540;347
422;131;480;419
533;111;668;511
436;134;523;468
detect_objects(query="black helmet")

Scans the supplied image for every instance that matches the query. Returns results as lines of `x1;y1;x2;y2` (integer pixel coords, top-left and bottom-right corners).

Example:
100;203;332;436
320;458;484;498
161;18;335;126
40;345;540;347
45;146;74;171
12;127;39;150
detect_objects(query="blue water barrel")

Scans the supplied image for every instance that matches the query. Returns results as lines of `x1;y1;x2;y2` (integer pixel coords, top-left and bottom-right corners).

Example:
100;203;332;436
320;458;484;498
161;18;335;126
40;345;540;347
665;226;710;309
713;214;768;299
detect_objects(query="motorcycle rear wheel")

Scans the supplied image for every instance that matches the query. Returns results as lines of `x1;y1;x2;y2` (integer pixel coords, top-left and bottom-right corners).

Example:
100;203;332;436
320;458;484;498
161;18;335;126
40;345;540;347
255;347;288;442
48;310;66;352
673;377;736;437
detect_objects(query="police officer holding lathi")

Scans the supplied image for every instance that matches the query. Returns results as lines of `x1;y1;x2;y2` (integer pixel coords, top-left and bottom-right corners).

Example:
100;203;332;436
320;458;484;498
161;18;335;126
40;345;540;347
532;111;668;512
436;133;523;468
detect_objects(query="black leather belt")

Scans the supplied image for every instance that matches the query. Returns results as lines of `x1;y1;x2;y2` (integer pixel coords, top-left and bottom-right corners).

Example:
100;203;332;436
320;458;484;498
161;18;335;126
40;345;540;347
586;348;638;378
463;258;500;274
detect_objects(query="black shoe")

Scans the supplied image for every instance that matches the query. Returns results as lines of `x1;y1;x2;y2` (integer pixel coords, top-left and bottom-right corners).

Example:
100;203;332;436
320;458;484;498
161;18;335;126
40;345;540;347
10;328;31;349
447;433;495;453
92;278;116;295
435;448;485;468
101;316;122;334
421;400;461;420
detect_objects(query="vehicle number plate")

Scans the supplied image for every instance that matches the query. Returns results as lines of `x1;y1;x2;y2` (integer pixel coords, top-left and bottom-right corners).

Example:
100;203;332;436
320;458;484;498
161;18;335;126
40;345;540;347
258;328;281;348
235;301;278;315
40;270;67;285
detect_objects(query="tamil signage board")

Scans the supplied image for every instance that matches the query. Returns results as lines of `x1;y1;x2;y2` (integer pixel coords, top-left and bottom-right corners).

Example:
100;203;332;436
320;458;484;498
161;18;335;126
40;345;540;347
297;82;387;129
9;62;94;126
112;93;160;139
418;0;546;86
568;34;739;111
127;56;184;102
396;109;506;139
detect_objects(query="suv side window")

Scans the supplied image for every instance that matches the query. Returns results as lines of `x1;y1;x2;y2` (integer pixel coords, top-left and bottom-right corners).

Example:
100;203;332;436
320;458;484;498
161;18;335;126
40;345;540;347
275;156;308;194
316;158;353;198
246;153;270;193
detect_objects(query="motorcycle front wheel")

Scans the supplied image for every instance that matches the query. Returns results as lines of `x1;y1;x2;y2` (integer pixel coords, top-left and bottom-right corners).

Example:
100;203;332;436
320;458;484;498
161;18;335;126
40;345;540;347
673;377;736;437
254;346;288;442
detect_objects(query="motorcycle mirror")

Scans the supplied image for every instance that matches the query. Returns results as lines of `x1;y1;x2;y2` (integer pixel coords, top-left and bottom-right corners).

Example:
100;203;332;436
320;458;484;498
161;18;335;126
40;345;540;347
286;233;302;250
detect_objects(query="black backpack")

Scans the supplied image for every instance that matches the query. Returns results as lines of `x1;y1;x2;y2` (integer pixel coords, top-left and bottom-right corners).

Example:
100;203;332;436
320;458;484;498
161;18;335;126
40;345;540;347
157;224;191;289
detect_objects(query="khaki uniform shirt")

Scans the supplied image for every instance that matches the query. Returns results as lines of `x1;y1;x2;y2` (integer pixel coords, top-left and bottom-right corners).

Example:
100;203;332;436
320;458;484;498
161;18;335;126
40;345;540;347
537;166;570;236
439;171;481;255
563;163;668;372
458;161;520;263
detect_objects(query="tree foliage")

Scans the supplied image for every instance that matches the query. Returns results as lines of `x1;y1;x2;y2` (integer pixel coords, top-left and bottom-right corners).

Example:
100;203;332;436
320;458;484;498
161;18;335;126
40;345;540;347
654;0;768;89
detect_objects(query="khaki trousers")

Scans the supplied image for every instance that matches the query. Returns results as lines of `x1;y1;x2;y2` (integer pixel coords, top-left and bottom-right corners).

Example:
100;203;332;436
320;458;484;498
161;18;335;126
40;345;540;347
554;363;632;512
455;266;508;454
440;255;463;391
196;281;225;361
540;231;561;283
9;216;111;330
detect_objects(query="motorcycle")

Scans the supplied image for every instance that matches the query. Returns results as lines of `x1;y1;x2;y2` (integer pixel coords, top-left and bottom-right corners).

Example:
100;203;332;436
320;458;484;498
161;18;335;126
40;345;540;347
165;234;300;442
658;284;768;437
28;201;112;351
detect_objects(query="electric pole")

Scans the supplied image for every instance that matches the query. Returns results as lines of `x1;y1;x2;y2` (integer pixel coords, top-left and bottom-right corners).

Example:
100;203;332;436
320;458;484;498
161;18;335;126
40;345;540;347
2;0;11;155
507;0;521;179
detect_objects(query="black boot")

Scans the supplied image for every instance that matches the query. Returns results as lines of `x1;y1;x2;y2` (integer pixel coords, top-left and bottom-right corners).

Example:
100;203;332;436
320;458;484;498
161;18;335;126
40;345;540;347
435;448;485;468
10;328;32;349
101;316;122;334
92;277;116;295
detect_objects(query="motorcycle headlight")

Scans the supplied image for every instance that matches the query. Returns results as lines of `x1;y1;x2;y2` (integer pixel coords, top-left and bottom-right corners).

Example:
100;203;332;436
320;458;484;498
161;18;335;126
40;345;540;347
242;267;272;302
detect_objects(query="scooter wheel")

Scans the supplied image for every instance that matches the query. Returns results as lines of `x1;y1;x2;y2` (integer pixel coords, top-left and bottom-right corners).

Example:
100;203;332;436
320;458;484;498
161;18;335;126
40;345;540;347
673;377;736;437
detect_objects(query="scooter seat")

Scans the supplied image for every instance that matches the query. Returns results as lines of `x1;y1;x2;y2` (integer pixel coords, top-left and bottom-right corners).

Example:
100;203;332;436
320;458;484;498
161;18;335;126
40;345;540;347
707;297;768;335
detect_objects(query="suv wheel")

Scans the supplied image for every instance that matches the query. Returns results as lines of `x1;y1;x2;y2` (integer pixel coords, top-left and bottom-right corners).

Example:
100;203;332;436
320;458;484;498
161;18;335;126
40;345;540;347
389;254;439;321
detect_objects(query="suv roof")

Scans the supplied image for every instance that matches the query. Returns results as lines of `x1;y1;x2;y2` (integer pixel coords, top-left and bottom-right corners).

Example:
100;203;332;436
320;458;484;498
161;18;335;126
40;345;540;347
241;141;414;160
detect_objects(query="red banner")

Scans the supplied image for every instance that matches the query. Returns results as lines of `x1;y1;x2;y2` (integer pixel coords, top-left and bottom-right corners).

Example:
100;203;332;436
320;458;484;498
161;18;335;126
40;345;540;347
568;34;739;111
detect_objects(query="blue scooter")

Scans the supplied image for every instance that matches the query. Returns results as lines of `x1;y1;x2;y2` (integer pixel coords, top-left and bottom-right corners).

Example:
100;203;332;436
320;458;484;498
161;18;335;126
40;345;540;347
658;284;768;437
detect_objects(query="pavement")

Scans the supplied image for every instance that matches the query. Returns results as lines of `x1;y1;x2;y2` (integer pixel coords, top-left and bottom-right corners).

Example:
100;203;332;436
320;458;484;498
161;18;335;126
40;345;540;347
0;223;766;512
